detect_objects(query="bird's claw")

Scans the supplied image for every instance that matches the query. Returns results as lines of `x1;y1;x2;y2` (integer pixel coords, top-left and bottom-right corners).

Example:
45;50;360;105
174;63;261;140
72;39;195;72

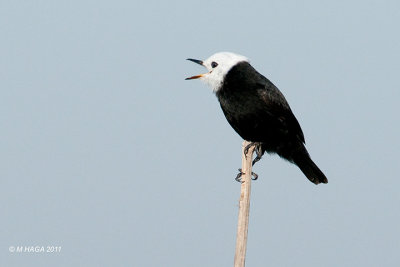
235;169;244;182
244;142;264;164
235;168;258;182
243;142;256;159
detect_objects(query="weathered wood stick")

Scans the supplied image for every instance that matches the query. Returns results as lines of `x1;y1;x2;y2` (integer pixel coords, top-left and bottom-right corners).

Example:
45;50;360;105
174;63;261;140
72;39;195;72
234;140;255;267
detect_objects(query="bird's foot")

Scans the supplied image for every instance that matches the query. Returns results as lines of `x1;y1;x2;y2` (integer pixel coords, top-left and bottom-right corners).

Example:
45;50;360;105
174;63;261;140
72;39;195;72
244;142;256;159
244;142;263;160
235;169;243;182
235;168;258;183
252;144;264;166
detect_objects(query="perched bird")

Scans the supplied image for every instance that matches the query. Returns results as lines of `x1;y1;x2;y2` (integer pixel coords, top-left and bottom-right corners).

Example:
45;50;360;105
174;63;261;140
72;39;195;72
185;52;327;185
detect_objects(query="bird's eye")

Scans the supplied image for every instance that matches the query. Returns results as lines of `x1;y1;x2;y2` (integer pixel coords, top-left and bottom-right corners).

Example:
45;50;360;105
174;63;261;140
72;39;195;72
211;61;218;68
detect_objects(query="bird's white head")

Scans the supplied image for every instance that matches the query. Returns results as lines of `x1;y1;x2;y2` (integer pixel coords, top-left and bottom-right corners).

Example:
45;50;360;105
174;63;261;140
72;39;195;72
186;52;249;92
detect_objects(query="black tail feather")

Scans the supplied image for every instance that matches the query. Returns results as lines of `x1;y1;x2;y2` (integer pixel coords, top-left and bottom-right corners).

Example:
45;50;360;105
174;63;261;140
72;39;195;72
292;151;328;185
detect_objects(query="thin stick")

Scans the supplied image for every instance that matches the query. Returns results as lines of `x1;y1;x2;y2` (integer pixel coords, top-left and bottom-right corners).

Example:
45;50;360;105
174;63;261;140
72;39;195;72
234;140;255;267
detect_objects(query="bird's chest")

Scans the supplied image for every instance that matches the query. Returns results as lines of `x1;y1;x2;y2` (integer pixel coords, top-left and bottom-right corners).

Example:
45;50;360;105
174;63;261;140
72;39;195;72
218;92;269;141
218;88;263;118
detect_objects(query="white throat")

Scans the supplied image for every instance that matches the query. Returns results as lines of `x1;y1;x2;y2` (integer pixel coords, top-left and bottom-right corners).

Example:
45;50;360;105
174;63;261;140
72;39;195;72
200;52;249;92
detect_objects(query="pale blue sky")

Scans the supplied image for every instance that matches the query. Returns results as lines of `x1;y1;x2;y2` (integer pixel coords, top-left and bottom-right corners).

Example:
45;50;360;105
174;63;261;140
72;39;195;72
1;0;400;266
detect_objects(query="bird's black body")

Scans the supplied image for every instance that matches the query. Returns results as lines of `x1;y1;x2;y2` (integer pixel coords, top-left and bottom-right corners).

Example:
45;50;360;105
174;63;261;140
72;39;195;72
216;62;327;184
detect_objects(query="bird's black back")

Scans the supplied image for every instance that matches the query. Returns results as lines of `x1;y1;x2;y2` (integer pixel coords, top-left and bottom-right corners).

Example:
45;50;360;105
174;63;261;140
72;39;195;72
216;61;305;159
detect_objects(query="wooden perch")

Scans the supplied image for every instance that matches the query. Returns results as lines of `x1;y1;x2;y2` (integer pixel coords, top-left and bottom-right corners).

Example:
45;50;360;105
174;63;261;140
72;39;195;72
234;140;255;267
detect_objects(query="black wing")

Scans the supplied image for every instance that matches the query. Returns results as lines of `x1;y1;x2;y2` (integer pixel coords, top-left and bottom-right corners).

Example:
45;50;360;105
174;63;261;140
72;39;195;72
255;77;305;144
217;62;305;148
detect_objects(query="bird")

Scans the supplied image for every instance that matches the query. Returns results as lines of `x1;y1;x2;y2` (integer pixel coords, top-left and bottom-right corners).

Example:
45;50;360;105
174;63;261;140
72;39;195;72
185;52;328;185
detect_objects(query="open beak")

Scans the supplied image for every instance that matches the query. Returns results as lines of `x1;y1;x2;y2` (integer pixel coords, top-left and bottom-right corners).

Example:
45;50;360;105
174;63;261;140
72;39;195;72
185;58;206;80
